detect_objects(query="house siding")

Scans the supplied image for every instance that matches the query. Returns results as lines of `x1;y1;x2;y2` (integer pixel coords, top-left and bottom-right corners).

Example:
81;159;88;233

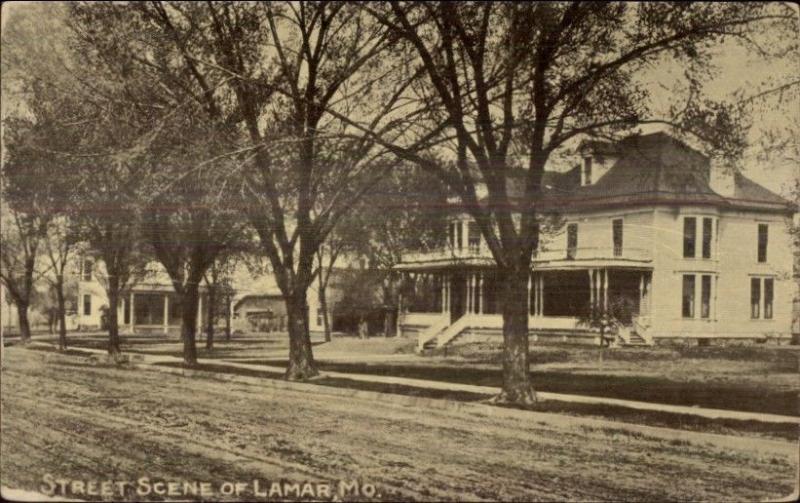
645;206;794;340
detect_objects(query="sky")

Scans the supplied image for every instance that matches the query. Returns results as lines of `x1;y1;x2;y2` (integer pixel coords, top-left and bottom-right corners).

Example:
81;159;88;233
2;1;798;198
639;28;799;199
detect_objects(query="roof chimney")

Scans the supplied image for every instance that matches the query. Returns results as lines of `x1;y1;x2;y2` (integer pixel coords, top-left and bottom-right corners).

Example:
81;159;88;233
709;161;735;198
577;140;618;186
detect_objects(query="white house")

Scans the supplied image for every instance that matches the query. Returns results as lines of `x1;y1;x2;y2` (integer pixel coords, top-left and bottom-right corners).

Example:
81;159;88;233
77;259;329;335
395;132;797;349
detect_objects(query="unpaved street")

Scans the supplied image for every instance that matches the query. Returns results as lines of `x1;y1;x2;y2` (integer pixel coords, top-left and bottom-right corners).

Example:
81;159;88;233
1;348;797;501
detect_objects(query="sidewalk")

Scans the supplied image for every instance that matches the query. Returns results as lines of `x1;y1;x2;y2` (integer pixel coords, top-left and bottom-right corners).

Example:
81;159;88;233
28;341;799;425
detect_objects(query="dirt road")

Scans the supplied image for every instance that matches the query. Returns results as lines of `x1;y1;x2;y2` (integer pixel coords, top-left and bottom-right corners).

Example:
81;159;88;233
1;348;796;501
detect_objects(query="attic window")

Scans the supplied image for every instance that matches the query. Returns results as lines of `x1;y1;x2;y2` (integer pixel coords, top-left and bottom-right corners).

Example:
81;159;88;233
583;157;592;185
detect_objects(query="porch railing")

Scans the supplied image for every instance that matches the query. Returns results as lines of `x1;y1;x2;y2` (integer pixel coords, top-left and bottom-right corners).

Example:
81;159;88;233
400;245;651;265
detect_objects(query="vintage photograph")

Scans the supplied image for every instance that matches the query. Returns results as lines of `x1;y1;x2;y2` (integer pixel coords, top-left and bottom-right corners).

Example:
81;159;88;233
1;1;798;501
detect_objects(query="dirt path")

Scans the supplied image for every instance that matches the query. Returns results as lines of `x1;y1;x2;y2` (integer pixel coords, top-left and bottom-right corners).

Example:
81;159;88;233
1;348;797;501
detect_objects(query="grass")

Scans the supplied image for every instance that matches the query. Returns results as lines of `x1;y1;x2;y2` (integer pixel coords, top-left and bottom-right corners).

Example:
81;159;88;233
25;333;800;416
432;342;800;369
152;360;798;442
236;359;799;417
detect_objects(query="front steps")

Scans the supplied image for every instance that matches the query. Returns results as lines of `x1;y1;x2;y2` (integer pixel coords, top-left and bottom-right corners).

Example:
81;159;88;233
417;323;653;352
619;331;649;347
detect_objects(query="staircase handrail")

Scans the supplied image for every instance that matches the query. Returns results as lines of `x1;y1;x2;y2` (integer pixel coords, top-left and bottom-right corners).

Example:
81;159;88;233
417;316;450;351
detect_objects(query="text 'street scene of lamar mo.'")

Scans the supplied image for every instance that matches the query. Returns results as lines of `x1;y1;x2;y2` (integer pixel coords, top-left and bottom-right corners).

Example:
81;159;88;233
1;2;798;502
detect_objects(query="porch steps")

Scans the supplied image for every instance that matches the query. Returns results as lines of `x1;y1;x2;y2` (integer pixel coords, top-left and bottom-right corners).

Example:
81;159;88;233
620;331;649;347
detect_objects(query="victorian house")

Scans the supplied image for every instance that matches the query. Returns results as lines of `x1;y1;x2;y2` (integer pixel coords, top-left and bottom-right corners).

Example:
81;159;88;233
395;132;797;350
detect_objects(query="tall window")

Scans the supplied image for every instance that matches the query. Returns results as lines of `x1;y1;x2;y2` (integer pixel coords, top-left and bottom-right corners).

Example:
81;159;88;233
682;275;695;318
583;157;592;185
683;217;696;258
456;221;463;250
566;223;578;260
83;259;93;281
612;219;623;257
83;294;92;316
750;277;761;319
467;222;481;251
757;224;768;263
764;278;774;319
700;275;711;319
702;218;713;259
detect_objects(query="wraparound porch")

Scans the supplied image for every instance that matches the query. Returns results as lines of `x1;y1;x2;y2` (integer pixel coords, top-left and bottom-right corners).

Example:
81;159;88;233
397;267;653;350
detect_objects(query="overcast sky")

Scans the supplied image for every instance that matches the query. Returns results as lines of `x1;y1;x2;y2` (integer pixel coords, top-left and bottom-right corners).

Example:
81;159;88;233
2;2;798;198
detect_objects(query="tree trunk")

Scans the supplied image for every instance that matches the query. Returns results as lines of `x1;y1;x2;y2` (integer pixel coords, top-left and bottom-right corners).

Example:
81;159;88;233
225;293;232;341
384;308;397;338
206;286;216;350
318;281;331;343
285;290;318;380
56;279;67;351
181;285;200;367
107;278;122;357
16;303;31;343
383;282;397;337
493;265;536;405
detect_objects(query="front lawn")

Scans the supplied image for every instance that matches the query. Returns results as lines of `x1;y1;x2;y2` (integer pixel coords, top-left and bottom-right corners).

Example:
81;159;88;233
153;360;798;441
238;358;798;416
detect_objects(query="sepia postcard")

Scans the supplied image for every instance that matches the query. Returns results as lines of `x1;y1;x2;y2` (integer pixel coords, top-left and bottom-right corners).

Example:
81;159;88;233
1;1;798;501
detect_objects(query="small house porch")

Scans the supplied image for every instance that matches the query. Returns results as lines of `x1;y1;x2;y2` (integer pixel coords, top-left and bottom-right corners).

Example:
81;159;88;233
119;287;210;335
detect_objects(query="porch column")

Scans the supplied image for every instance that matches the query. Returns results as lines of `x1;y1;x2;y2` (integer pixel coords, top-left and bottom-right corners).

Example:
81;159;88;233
466;273;473;314
639;273;644;315
163;294;169;334
439;274;447;313
467;273;475;314
477;272;483;314
537;275;544;316
129;292;135;334
602;269;609;311
527;273;532;316
197;294;203;332
444;273;450;314
588;269;595;311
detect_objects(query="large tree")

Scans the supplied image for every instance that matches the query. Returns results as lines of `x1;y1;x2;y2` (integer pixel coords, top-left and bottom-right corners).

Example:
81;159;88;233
88;1;439;379
2;1;158;358
0;206;49;342
141;140;248;366
203;251;240;349
40;217;79;350
333;2;798;404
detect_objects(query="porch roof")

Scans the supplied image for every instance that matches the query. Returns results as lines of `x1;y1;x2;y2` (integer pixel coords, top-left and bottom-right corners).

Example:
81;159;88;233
393;256;652;272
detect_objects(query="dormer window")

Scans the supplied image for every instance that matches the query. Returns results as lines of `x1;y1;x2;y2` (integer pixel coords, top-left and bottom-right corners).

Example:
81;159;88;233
448;221;463;250
583;157;593;185
467;222;480;251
